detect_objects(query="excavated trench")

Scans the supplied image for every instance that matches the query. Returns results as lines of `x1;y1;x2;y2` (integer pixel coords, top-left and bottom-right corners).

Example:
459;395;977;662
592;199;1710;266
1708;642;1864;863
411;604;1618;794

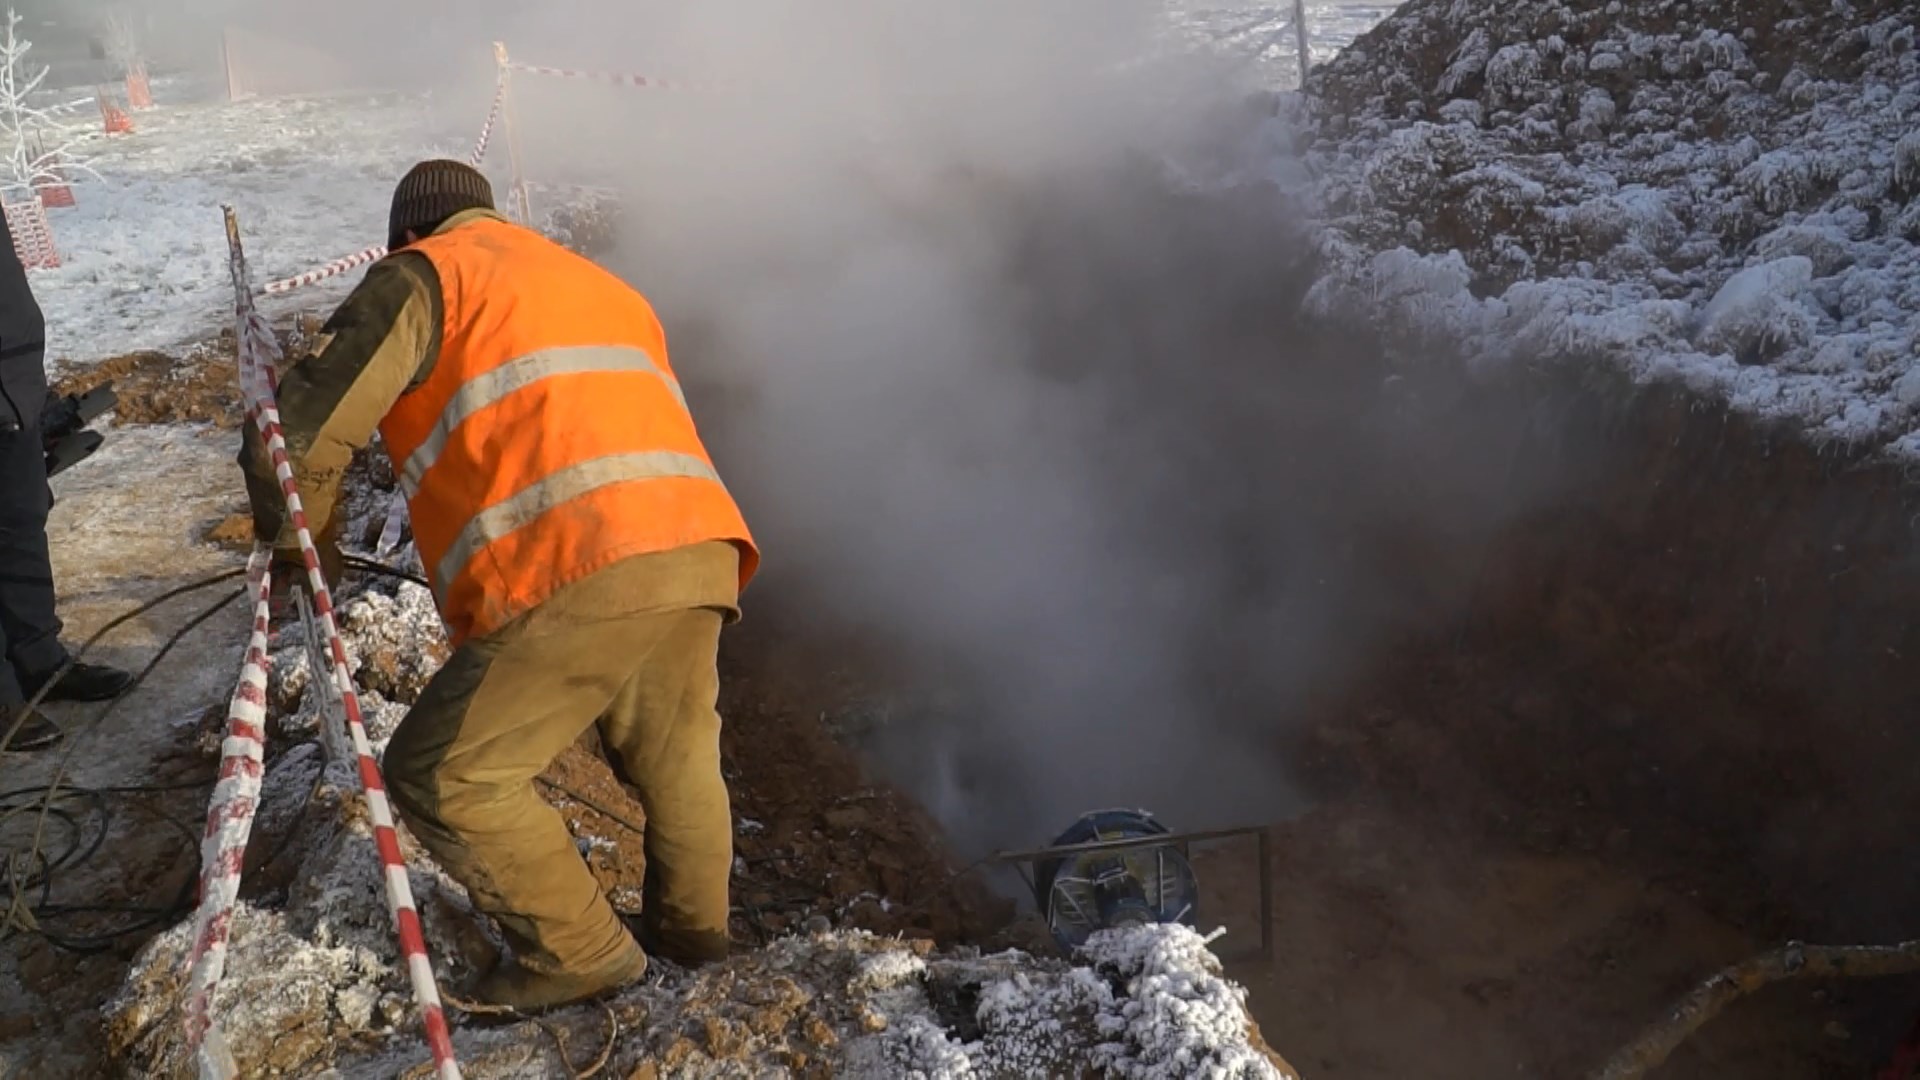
671;167;1920;1077
1236;369;1920;1079
30;169;1918;1078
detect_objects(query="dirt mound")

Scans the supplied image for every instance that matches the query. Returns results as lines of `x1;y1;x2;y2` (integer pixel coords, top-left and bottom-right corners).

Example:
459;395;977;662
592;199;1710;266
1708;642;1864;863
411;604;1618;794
1298;0;1920;453
52;349;242;429
104;576;1291;1078
101;442;1295;1075
50;315;334;433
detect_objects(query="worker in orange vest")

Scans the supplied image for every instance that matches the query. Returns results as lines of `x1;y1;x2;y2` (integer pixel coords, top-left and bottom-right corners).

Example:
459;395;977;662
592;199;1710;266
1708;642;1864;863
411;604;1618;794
240;160;758;1011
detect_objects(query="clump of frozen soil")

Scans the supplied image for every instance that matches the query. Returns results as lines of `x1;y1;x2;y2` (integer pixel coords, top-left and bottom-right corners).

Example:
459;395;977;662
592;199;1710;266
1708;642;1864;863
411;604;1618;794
1295;0;1920;453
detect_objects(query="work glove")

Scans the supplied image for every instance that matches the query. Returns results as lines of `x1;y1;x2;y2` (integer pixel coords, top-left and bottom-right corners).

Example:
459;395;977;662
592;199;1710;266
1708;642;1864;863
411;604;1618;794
262;518;344;619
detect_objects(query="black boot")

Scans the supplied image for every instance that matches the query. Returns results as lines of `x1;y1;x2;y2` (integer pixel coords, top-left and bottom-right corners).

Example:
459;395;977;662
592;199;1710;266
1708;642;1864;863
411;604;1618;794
2;705;63;751
29;661;134;704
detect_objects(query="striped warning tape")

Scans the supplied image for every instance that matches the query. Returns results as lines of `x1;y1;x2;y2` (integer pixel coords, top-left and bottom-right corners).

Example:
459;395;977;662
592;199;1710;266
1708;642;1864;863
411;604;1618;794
469;71;506;169
180;546;273;1068
259;75;501;297
222;206;462;1080
260;244;387;295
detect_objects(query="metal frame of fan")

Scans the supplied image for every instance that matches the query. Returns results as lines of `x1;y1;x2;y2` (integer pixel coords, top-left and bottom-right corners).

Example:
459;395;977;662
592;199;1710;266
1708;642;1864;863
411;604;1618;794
992;810;1274;961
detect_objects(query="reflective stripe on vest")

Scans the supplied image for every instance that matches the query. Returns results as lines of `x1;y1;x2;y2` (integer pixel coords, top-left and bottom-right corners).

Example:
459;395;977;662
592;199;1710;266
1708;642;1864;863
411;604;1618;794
378;215;757;644
397;344;689;498
433;450;721;605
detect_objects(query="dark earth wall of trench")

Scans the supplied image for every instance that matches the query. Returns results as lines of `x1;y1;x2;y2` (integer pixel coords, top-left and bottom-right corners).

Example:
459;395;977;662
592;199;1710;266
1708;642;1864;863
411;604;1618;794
1392;378;1920;945
663;166;1920;1067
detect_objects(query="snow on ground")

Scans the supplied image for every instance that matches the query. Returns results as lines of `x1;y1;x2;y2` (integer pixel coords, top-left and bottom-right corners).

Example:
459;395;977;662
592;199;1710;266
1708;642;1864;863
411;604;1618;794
1168;1;1404;85
1293;0;1920;457
23;5;1403;368
31;75;483;365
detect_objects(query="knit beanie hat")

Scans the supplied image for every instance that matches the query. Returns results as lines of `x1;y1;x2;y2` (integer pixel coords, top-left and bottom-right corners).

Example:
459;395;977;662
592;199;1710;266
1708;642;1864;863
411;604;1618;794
388;160;494;250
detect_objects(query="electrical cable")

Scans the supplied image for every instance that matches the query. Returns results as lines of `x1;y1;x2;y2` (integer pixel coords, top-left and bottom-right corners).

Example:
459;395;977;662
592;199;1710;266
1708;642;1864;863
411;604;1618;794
535;775;646;836
342;552;430;590
0;551;423;955
1;571;250;953
0;566;249;757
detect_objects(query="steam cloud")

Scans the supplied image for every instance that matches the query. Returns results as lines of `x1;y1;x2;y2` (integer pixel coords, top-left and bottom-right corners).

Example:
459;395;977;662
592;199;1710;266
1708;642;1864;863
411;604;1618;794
164;0;1572;855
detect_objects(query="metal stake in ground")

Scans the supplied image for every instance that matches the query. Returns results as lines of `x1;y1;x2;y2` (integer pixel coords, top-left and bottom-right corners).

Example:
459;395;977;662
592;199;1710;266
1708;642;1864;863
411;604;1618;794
222;205;462;1080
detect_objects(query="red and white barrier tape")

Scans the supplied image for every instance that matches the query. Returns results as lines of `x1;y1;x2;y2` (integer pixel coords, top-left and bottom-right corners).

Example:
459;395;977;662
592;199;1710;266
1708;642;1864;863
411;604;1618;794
259;72;503;298
470;72;505;169
222;206;462;1080
181;547;273;1071
261;244;387;296
506;59;739;94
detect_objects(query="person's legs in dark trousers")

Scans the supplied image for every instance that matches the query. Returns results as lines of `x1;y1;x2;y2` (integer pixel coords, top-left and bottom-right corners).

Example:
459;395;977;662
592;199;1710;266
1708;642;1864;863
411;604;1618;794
0;421;65;751
0;422;66;688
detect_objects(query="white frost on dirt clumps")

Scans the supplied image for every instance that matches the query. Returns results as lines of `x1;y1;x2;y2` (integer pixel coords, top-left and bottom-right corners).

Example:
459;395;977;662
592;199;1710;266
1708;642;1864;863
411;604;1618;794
852;947;929;994
109;570;1295;1077
1300;0;1920;456
1694;255;1818;361
1083;925;1286;1079
863;926;1289;1080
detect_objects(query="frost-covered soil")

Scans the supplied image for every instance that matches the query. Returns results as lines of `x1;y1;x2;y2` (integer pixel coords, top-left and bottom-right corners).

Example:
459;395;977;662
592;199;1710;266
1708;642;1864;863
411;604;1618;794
104;571;1293;1079
1295;0;1920;456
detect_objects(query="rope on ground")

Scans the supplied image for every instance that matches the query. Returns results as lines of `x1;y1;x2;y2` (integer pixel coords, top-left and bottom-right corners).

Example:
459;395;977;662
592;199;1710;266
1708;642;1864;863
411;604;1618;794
1589;939;1920;1080
181;547;275;1064
225;205;461;1080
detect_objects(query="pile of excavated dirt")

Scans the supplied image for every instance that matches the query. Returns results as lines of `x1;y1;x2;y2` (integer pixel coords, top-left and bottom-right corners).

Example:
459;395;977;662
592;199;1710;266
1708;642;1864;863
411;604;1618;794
103;456;1290;1076
1296;0;1920;454
49;315;336;434
51;349;243;430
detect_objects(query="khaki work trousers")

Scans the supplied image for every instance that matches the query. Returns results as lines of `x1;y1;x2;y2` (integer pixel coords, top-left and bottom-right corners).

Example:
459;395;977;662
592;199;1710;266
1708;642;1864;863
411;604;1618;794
384;553;737;977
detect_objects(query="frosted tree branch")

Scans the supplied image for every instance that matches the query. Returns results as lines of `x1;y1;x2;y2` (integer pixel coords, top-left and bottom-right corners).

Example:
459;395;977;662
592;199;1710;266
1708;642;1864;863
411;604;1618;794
0;9;103;197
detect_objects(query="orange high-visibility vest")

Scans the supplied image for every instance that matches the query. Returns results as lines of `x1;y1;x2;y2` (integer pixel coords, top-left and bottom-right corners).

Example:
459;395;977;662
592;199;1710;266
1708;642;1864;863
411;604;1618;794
379;216;758;646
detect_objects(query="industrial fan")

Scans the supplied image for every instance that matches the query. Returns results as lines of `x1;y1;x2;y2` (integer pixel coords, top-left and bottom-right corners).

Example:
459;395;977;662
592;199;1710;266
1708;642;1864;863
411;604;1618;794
1030;809;1200;953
